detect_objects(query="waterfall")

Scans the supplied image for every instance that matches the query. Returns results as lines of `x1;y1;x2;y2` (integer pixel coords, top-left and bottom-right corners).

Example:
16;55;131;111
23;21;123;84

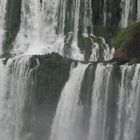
48;63;140;140
13;0;64;55
82;0;92;36
137;0;140;21
115;65;140;140
121;0;131;28
49;63;88;140
103;0;107;26
0;57;35;140
88;64;113;140
89;36;115;61
121;0;140;27
0;0;7;54
7;0;113;61
0;0;140;140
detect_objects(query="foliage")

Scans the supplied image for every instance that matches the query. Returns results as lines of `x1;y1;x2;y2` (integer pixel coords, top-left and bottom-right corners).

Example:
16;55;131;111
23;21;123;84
113;22;140;49
128;58;138;65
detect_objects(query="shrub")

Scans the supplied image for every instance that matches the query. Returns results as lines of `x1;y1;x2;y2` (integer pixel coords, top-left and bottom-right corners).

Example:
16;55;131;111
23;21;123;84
113;22;140;49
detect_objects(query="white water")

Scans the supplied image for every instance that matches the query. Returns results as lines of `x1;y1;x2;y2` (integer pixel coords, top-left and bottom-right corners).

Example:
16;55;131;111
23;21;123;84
121;0;131;28
0;0;7;55
48;63;140;140
137;0;140;21
103;0;107;26
88;64;113;140
83;0;92;35
115;65;140;140
0;0;140;140
0;56;34;140
12;0;84;60
121;0;140;27
10;0;114;61
89;36;115;61
49;63;88;140
14;0;64;55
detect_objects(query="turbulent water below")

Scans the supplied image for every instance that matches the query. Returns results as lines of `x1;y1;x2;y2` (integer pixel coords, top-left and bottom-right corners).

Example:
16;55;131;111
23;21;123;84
1;59;140;140
0;0;140;140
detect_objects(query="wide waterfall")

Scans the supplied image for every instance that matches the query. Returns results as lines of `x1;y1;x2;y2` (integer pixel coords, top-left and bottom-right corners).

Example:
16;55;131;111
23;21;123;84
0;0;140;140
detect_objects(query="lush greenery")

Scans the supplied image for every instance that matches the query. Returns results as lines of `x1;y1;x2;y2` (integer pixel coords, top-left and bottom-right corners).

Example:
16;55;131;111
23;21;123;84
113;22;140;49
128;58;138;65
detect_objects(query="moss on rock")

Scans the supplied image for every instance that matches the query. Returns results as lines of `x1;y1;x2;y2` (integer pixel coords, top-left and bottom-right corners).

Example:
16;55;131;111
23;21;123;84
30;53;72;104
113;22;140;49
113;22;140;62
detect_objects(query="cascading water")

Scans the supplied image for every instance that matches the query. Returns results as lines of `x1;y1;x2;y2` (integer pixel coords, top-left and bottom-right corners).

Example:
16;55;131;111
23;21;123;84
88;64;113;140
14;0;64;55
0;0;140;140
49;63;88;140
48;63;140;140
120;0;140;27
0;0;7;54
89;36;115;61
8;0;114;61
13;0;84;60
115;65;140;140
137;0;140;21
0;56;35;140
121;0;131;28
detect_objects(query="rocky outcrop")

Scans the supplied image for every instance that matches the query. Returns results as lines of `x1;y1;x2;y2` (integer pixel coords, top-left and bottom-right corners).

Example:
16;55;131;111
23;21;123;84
113;48;129;61
113;36;140;61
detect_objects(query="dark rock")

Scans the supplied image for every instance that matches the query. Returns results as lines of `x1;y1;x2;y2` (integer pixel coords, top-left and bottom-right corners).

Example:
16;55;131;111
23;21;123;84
113;48;129;61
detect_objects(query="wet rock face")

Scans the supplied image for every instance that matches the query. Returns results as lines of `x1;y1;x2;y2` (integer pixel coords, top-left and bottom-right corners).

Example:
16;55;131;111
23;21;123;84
27;53;73;140
3;0;22;53
127;37;140;58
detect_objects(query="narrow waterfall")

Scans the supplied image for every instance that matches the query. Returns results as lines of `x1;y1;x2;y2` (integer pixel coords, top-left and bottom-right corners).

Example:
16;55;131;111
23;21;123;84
138;0;140;21
0;0;7;54
115;65;140;140
120;0;140;27
0;0;140;140
88;64;113;140
121;0;131;28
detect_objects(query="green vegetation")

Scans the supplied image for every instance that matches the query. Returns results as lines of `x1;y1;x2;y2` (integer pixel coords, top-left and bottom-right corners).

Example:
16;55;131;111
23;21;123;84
128;58;138;65
113;22;140;49
78;34;91;50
